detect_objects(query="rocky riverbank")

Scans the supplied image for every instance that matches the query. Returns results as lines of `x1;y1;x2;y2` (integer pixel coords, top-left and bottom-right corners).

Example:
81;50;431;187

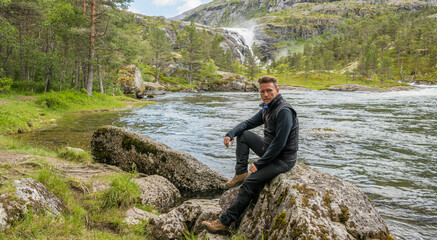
1;126;394;239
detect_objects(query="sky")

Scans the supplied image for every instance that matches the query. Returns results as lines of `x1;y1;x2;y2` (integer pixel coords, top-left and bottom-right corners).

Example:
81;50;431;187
128;0;213;19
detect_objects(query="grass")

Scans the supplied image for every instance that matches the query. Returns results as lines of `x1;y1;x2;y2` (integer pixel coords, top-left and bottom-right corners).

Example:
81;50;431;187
0;135;57;157
0;156;155;239
0;90;153;135
272;71;409;90
100;173;141;209
57;147;92;163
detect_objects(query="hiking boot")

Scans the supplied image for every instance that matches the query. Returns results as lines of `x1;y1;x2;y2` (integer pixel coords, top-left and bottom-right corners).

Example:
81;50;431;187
225;172;249;187
202;219;229;234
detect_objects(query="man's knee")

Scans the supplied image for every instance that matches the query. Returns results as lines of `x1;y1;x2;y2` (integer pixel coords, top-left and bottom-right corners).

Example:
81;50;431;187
237;130;251;144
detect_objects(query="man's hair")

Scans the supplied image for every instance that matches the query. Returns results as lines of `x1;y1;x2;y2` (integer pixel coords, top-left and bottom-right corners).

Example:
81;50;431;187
257;76;278;88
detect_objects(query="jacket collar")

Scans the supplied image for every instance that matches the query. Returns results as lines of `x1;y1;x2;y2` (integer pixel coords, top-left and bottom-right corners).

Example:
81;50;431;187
259;94;283;111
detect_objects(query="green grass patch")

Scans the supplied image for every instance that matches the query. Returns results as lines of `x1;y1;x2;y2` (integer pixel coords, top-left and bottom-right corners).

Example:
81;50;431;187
57;147;92;163
0;91;149;135
100;172;141;209
273;71;408;90
0;135;57;157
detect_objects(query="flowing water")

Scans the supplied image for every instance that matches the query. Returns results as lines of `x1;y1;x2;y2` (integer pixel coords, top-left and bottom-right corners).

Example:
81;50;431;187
16;86;437;239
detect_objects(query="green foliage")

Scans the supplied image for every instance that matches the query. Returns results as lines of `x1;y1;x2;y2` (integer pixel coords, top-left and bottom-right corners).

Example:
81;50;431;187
200;59;219;81
35;90;125;111
100;172;141;209
0;77;13;92
269;5;437;84
0;91;141;135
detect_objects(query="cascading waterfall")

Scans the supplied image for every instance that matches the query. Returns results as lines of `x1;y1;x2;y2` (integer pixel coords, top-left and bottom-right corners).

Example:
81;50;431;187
223;27;256;61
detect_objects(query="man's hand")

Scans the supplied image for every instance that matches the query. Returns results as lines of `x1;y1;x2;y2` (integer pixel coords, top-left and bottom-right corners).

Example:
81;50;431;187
224;136;234;148
249;163;258;173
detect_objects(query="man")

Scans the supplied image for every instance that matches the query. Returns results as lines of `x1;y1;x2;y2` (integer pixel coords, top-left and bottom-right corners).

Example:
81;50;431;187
202;76;299;234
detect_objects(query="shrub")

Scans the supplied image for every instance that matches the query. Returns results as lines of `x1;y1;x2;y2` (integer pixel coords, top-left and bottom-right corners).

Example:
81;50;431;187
0;77;13;92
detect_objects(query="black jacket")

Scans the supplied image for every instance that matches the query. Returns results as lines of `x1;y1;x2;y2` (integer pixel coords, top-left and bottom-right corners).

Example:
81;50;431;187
226;94;299;169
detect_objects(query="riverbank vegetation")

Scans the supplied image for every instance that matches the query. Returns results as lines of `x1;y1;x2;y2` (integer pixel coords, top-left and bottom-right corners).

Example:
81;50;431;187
0;91;150;135
2;1;435;96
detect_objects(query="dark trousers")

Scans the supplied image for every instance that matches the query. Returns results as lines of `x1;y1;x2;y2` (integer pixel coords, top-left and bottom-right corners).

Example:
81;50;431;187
220;130;296;226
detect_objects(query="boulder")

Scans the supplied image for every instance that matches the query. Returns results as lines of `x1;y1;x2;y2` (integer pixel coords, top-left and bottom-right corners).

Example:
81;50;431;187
197;71;258;92
136;81;168;98
91;126;228;196
0;195;26;232
148;199;222;239
124;207;158;225
220;163;392;240
14;178;66;216
135;175;181;212
114;65;145;96
328;84;383;92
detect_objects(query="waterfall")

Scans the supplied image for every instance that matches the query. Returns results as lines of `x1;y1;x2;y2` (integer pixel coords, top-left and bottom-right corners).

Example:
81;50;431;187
223;27;256;61
224;27;255;51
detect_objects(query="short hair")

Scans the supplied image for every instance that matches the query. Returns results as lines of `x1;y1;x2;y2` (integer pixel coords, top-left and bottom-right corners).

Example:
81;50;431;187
257;76;278;88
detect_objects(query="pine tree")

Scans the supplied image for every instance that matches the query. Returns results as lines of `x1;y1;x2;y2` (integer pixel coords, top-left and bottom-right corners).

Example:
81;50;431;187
149;27;171;82
181;19;202;85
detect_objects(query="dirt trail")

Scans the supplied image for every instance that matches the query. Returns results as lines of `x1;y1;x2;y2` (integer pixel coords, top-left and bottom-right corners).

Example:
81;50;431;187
0;150;120;180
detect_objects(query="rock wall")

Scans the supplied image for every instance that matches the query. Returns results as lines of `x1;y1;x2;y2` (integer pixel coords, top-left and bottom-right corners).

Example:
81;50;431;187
91;126;229;197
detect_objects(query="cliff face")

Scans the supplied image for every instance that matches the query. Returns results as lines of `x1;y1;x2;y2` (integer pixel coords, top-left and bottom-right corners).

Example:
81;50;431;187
172;0;311;27
173;0;436;60
135;15;251;62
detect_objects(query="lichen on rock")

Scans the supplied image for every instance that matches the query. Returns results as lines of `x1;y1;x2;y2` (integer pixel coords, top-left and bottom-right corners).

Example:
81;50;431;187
220;162;392;239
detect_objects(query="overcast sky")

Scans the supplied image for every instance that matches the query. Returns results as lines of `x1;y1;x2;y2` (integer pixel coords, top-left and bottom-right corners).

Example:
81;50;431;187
128;0;213;18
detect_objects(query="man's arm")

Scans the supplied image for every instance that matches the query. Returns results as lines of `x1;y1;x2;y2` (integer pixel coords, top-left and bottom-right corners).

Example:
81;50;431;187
225;109;264;141
253;108;293;170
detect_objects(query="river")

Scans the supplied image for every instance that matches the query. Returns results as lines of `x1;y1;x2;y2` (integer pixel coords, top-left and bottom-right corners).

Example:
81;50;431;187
16;85;437;239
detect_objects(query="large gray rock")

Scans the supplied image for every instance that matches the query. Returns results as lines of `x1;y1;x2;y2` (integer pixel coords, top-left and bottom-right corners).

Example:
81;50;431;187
123;207;158;225
135;175;181;212
114;65;145;96
14;178;66;216
220;163;393;240
148;199;222;239
91;126;228;196
197;71;258;92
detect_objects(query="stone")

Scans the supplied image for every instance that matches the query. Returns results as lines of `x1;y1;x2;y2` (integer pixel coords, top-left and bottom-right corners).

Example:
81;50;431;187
91;181;111;193
0;195;26;232
197;71;258;92
199;230;230;240
14;178;66;216
124;207;158;225
220;163;392;240
329;84;383;92
114;65;145;96
0;203;7;231
135;175;181;212
91;126;228;196
136;81;168;98
65;146;85;153
148;199;222;239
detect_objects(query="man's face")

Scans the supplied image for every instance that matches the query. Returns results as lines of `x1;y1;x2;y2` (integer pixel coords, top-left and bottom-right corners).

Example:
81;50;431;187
259;82;279;104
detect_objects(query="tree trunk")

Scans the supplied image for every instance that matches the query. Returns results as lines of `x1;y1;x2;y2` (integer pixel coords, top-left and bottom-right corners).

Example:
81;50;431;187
19;12;25;80
86;0;96;96
98;64;104;93
78;63;81;91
